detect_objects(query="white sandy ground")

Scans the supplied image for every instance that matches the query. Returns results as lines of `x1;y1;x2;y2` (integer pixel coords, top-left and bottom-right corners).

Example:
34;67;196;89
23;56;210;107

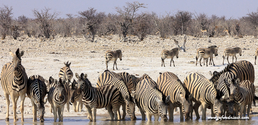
0;34;258;121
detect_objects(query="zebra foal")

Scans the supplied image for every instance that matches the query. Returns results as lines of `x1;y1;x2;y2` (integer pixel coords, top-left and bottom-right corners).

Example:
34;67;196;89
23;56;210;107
1;48;28;122
161;48;179;67
222;47;242;65
183;73;223;120
131;76;170;122
72;73;124;122
27;75;47;122
105;50;122;70
156;72;191;121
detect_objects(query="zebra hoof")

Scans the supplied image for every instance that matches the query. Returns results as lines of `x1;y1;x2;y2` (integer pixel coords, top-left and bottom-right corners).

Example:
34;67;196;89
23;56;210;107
40;119;44;122
5;118;9;121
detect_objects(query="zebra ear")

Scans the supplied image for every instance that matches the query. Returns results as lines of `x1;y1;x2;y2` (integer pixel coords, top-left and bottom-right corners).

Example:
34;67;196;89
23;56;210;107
75;73;80;79
131;91;136;99
20;51;24;57
9;51;15;57
49;76;55;84
234;78;240;85
165;95;170;104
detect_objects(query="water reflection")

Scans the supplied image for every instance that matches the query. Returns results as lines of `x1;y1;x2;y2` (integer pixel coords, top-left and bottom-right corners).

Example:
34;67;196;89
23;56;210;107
0;116;258;125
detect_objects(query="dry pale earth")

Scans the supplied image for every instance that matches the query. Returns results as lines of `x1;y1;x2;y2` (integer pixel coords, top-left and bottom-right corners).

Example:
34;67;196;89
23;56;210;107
0;34;258;121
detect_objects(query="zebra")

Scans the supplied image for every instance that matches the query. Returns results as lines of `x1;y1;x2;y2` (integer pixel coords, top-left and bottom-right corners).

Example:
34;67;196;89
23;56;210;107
195;45;218;66
96;70;136;120
59;61;73;81
254;48;258;65
27;75;47;122
48;77;69;122
71;83;83;112
131;76;170;122
156;72;191;121
183;73;223;120
209;60;255;86
161;48;179;67
105;50;122;70
72;73;124;122
1;48;28;122
229;79;256;118
222;47;242;65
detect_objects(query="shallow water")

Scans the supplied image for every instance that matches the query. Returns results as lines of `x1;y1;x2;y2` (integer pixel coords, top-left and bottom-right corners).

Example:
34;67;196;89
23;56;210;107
1;115;258;125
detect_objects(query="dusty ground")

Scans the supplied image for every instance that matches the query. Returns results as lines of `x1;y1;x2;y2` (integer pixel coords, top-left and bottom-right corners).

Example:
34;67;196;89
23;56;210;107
0;34;258;121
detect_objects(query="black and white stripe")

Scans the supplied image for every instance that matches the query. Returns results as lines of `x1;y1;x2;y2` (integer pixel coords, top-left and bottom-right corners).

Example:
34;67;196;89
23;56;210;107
59;61;73;82
105;50;122;70
161;48;179;67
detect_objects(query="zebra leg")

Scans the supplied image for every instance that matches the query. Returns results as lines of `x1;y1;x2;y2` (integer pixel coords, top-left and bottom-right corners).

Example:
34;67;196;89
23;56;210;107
168;103;174;121
199;57;202;67
32;101;37;122
247;103;251;117
211;105;215;117
161;58;165;67
11;94;17;122
240;105;245;118
139;107;146;121
179;106;184;121
121;103;126;120
20;94;26;122
193;102;201;120
107;105;114;120
79;100;83;112
116;110;121;120
67;102;70;112
5;94;10;121
73;102;77;112
227;56;230;64
154;114;159;121
59;106;64;122
206;58;209;67
92;108;97;122
146;112;151;122
86;106;93;121
53;106;57;122
255;56;257;65
222;55;225;65
201;103;207;120
232;56;234;63
235;55;237;62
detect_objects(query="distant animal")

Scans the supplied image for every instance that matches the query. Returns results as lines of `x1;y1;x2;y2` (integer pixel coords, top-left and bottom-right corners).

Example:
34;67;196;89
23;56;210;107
105;50;122;70
131;76;170;122
48;78;69;122
195;45;218;66
161;48;179;67
254;48;258;65
1;48;28;122
222;47;242;65
27;75;47;122
72;73;124;122
156;72;191;121
183;73;223;120
58;61;73;112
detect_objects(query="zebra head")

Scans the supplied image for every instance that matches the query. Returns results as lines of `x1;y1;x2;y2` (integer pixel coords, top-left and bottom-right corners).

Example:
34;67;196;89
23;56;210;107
155;89;170;122
179;92;191;120
229;78;241;99
70;79;80;103
10;49;25;81
125;94;136;121
209;71;221;84
213;99;223;118
116;50;122;61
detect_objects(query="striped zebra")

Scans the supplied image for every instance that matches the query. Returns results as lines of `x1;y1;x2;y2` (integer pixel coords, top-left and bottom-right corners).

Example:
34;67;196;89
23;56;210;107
183;73;223;120
131;76;170;122
229;79;255;118
48;77;69;122
254;48;258;65
156;72;191;121
0;48;28;122
222;47;242;65
210;60;255;85
27;75;47;122
161;48;179;67
72;73;124;122
105;50;122;70
71;84;83;112
195;45;218;66
59;61;73;81
97;70;136;120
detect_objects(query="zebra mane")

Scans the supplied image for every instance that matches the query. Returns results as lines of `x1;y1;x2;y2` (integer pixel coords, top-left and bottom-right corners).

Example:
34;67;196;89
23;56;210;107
221;63;234;73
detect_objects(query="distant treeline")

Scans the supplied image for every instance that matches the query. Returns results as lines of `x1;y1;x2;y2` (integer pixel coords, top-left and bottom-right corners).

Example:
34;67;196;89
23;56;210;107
0;2;258;42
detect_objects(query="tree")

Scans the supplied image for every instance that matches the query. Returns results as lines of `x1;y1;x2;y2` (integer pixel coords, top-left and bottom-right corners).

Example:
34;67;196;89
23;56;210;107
172;11;192;35
33;8;58;39
133;13;153;41
115;1;146;42
79;8;105;42
243;11;258;36
0;5;12;39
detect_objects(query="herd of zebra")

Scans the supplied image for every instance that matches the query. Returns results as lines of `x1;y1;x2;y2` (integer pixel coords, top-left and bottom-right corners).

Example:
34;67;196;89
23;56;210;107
0;48;258;123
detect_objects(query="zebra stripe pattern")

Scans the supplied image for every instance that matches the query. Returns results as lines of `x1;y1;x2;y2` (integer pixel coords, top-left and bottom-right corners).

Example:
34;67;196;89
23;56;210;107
27;75;47;122
48;78;68;122
132;76;170;121
59;61;73;81
73;73;123;122
1;48;28;122
184;73;223;120
161;48;179;67
156;72;191;121
222;47;242;65
229;79;255;118
105;50;122;70
195;45;218;66
97;70;136;120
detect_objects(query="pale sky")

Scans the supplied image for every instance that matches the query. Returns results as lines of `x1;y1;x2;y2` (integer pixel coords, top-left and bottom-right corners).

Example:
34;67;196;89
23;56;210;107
1;0;258;19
